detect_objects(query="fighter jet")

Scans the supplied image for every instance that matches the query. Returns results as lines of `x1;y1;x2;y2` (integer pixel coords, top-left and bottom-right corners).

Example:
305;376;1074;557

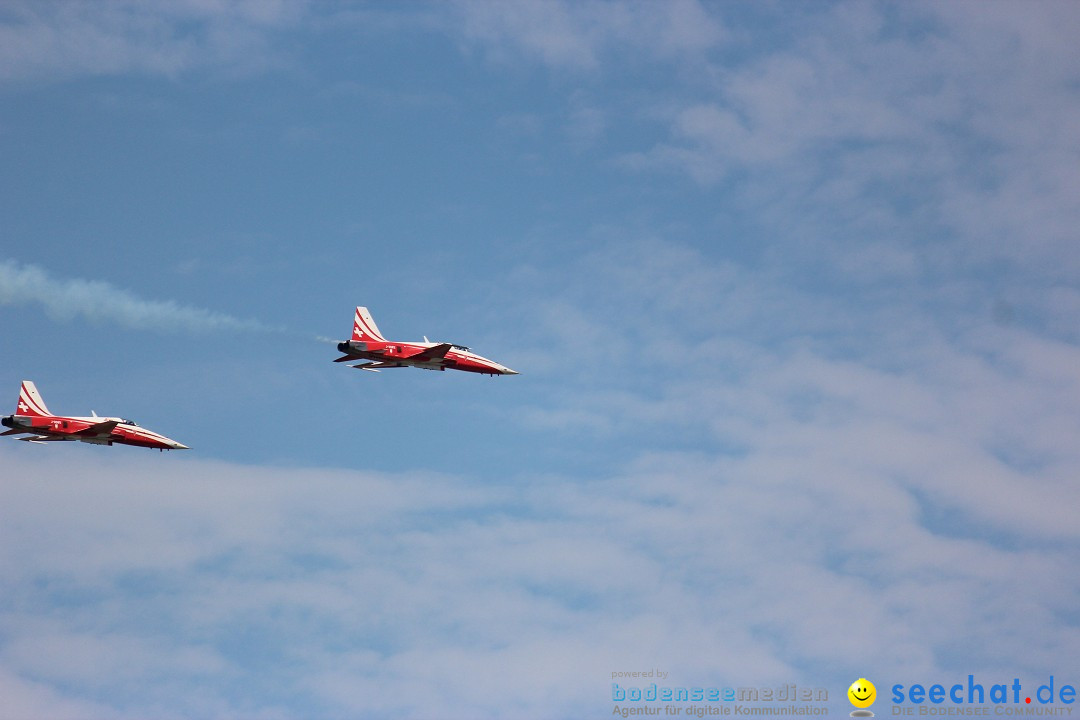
334;306;519;376
1;380;189;451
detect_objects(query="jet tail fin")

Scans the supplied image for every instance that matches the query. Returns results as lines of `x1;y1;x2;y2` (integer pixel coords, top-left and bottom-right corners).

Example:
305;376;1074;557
351;306;386;343
16;381;51;418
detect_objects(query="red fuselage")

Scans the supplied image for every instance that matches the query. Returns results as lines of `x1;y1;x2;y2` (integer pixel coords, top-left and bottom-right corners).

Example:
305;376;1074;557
336;339;519;375
2;413;188;450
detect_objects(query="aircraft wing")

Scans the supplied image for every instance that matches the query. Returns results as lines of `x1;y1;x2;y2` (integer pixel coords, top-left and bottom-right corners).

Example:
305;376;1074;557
406;343;454;362
75;420;119;437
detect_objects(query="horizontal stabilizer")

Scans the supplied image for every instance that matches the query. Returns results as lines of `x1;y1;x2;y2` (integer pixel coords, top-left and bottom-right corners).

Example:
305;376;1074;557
333;354;358;363
1;428;30;436
20;435;68;443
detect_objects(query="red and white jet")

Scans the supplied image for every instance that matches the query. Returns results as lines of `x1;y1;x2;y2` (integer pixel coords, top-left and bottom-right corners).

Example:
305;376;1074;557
334;306;518;376
1;380;189;451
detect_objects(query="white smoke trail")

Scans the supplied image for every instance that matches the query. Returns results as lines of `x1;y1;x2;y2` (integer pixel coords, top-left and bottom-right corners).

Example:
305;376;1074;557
0;259;276;334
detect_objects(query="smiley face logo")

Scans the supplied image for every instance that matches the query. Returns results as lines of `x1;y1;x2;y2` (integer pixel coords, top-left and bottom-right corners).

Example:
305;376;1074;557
848;678;876;709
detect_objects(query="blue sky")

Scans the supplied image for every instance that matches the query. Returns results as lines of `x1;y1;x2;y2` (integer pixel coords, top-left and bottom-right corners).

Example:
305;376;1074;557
2;1;1080;718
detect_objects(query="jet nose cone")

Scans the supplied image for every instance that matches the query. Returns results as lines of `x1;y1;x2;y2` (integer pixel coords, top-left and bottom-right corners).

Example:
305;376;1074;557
172;441;190;450
502;367;519;375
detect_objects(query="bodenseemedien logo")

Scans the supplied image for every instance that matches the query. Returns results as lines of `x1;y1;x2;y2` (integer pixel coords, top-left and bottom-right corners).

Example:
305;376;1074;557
849;678;876;717
609;676;829;718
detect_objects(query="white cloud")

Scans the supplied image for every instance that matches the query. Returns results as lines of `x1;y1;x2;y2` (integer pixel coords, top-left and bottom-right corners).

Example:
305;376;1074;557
614;2;1080;283
0;666;117;720
456;0;724;72
3;291;1079;718
0;0;306;82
